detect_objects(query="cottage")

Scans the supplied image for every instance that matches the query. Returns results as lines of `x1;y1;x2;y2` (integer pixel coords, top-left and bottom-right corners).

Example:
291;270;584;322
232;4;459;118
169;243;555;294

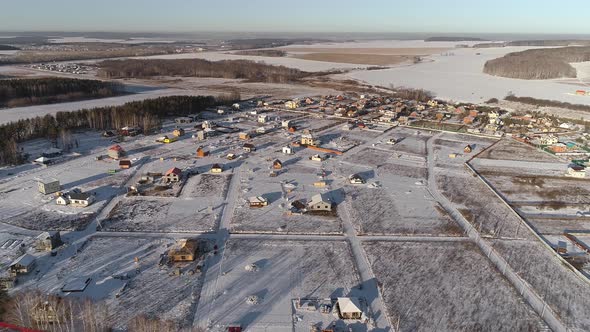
36;231;62;252
243;143;256;152
197;146;210;158
273;159;283;169
38;179;60;195
301;130;319;147
10;254;36;276
308;193;333;212
168;239;199;262
248;196;268;208
227;153;236;160
349;174;365;184
173;128;185;137
337;297;363;320
69;192;95;207
258;114;269;123
164;167;182;183
119;159;132;169
464;145;473;153
211;164;223;173
239;132;251;140
108;144;125;160
56;195;69;205
282;145;293;155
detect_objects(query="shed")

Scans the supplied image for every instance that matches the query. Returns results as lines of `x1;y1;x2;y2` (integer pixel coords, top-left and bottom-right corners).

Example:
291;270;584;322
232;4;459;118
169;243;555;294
337;297;363;320
211;164;224;173
168;239;199;262
119;159;132;169
38;179;60;195
273;159;283;169
248;196;268;208
243;143;256;152
197;146;210;158
36;231;62;252
239;132;251;140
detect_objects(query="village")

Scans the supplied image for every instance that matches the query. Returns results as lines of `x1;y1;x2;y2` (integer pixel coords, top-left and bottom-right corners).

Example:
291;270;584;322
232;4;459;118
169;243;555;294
1;91;590;332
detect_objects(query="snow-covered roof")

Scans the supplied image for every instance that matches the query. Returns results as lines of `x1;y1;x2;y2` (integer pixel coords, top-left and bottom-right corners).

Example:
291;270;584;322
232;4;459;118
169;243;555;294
337;297;362;314
248;196;267;204
309;193;331;206
10;253;35;267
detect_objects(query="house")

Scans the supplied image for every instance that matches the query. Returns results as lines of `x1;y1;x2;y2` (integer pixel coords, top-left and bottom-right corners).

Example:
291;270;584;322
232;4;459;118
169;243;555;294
227;153;236;160
539;135;559;146
464;145;473;153
282;120;291;128
173;128;185;137
285;100;300;109
337;297;363;320
9;254;36;276
119;159;132;169
248;196;268;208
273;159;283;169
164;167;182;183
243;143;256;152
310;154;326;162
301;130;319;147
38;179;60;195
308;193;333;212
175;117;193;124
108;144;125;160
197;146;210;158
258;114;269;123
282;145;293;155
168;239;199;262
56;195;69;205
211;164;223;173
349;174;365;184
42;148;62;158
69;192;95;207
36;231;62;252
567;165;586;178
239;132;251;140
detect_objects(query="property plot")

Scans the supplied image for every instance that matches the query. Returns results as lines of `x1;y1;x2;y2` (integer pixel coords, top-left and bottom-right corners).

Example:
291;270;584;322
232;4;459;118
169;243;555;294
344;148;392;167
181;173;232;198
32;236;211;330
102;198;220;233
344;184;461;236
377;162;428;179
364;241;547;332
477;138;559;162
196;239;360;332
490;238;590;331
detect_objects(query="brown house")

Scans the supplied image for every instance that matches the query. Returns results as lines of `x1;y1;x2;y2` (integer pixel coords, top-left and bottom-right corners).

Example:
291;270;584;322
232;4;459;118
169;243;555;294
168;239;199;262
197;146;210;158
119;159;132;169
273;159;283;169
464;145;473;153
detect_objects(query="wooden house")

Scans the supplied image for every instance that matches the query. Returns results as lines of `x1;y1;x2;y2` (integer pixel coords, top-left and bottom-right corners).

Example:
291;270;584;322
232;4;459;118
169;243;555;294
108;144;125;160
197;146;210;158
211;164;223;173
464;145;473;153
243;143;256;152
37;179;60;195
337;297;363;320
272;159;283;169
9;254;36;276
173;128;185;137
239;132;251;140
119;159;132;169
308;193;333;212
36;231;62;252
168;239;199;262
248;196;268;208
164;167;182;183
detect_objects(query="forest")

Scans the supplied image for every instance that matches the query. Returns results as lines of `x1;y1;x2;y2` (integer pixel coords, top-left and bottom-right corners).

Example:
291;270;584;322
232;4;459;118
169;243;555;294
0;45;20;50
483;46;590;79
0;78;125;108
505;95;590;112
97;58;309;83
232;49;287;57
0;94;234;166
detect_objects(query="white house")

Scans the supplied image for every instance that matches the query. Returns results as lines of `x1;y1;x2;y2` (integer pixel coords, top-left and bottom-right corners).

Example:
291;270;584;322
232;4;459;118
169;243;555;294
68;192;96;207
337;297;363;320
282;120;291;128
56;195;69;205
349;174;366;184
258;114;269;123
282;145;293;155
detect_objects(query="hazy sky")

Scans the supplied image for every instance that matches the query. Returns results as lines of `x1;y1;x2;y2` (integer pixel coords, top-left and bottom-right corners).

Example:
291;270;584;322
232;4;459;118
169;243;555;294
2;0;589;34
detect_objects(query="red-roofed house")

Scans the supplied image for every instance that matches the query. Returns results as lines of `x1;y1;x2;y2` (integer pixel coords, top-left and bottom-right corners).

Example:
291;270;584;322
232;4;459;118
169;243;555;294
107;145;125;160
164;167;182;183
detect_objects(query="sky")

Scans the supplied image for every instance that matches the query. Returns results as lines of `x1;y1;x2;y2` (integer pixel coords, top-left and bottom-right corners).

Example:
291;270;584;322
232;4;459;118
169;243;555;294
2;0;590;35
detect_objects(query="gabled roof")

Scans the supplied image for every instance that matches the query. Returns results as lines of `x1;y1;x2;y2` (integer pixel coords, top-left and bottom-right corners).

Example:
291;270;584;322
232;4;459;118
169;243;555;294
309;193;331;206
165;167;182;176
211;164;223;169
109;144;124;151
69;192;93;201
10;253;35;267
337;297;362;314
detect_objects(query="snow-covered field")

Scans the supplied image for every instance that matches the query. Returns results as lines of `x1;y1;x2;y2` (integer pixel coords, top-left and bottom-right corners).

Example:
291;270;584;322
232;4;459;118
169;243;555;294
195;239;361;332
348;46;590;105
364;240;548;332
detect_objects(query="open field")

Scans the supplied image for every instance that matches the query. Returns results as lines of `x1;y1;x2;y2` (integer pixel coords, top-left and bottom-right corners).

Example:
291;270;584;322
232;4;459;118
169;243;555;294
195;239;361;332
477;139;560;162
364;241;548;332
293;53;411;66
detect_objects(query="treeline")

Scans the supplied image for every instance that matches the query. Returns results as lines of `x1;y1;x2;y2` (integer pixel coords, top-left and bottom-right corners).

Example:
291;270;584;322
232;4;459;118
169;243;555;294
2;290;204;332
484;46;590;79
97;58;309;83
0;95;232;165
425;37;486;42
389;85;434;102
232;49;286;57
0;45;20;51
0;78;125;108
507;40;590;47
505;95;590;112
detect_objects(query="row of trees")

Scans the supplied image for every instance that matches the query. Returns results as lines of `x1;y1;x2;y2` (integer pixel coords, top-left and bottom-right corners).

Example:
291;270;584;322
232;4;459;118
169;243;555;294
0;94;234;165
97;58;309;83
1;290;204;332
484;46;590;79
0;78;125;108
232;49;287;57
